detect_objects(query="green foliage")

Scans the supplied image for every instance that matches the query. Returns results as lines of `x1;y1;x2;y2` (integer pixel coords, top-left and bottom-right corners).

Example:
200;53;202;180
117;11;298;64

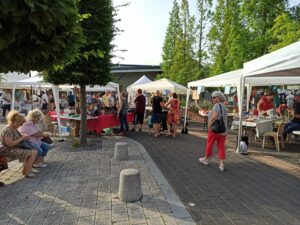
161;0;181;80
241;0;288;56
0;0;84;73
45;0;114;86
268;12;300;51
199;100;212;110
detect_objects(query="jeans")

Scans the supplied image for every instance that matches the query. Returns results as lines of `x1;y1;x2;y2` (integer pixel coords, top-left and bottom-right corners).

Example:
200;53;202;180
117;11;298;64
119;114;129;132
283;122;300;137
2;104;11;117
31;142;51;157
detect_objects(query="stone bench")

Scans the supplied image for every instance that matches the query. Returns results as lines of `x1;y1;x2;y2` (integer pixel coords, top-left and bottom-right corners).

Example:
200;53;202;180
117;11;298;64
119;169;143;203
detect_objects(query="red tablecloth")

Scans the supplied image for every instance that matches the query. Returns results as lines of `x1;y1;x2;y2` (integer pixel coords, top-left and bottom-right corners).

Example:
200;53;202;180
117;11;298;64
87;113;134;134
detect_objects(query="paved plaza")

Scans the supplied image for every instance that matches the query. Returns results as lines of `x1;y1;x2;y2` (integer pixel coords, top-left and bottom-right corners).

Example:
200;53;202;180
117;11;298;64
0;137;194;225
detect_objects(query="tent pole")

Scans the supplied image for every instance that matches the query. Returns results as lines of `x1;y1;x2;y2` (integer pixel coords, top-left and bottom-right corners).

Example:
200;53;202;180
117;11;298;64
11;84;16;111
237;76;245;153
183;88;190;130
52;85;63;139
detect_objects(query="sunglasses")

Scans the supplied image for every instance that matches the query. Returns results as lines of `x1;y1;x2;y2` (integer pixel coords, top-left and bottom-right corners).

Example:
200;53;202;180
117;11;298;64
212;96;217;99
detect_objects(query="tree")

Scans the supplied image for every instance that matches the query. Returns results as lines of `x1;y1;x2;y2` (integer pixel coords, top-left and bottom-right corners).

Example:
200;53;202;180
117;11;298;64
195;0;212;79
169;0;198;85
160;0;181;79
241;0;288;57
208;0;250;75
268;12;300;51
45;0;114;145
0;0;84;73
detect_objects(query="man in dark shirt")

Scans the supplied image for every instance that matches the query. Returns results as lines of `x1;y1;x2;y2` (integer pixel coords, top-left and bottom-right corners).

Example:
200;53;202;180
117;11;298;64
151;90;164;137
67;92;76;109
132;89;146;132
283;91;300;137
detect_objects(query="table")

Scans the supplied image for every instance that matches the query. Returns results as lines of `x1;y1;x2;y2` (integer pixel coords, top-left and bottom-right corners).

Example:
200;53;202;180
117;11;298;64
293;131;300;135
87;113;134;134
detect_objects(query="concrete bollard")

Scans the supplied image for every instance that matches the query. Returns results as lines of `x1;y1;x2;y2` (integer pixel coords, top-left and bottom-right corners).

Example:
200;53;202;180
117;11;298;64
114;142;128;161
119;169;143;203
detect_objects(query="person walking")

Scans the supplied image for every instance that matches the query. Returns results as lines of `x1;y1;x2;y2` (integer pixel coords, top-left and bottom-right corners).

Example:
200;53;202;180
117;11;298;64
132;89;146;132
199;91;228;171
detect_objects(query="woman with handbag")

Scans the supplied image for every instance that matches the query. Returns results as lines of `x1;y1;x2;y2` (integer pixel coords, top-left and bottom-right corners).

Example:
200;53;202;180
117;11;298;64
0;111;38;178
19;109;52;168
199;91;228;171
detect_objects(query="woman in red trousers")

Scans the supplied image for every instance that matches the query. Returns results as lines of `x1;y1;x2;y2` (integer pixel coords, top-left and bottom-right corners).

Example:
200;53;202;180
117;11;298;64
199;91;228;171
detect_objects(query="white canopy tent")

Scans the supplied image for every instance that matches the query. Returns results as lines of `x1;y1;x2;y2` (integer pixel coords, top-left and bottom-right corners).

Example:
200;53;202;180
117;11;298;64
0;72;29;88
3;75;121;138
132;78;188;95
126;75;152;103
236;41;300;151
126;75;152;92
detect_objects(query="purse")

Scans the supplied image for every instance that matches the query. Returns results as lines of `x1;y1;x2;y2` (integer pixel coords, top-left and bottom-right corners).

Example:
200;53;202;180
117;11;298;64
0;156;8;171
19;140;34;149
211;104;226;133
41;136;53;145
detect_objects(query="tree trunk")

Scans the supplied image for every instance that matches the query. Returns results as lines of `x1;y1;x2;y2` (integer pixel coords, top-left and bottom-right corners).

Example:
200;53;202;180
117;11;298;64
79;84;87;146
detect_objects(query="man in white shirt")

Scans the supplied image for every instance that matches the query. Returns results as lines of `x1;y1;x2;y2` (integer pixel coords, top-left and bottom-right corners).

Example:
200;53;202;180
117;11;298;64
2;89;12;117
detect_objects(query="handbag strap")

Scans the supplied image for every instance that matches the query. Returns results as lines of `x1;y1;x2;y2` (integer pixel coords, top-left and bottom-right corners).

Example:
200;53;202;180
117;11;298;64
218;103;224;122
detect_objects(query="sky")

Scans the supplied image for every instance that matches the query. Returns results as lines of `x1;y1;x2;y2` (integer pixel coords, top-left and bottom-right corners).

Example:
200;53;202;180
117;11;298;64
112;0;300;66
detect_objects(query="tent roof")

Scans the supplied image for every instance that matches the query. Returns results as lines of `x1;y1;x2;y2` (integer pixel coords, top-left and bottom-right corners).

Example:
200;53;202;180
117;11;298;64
188;69;243;88
133;78;187;94
243;41;300;77
127;75;152;91
188;68;300;88
0;72;29;85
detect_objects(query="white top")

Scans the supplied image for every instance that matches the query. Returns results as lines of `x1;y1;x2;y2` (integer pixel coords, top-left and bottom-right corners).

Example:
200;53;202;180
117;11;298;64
41;93;48;104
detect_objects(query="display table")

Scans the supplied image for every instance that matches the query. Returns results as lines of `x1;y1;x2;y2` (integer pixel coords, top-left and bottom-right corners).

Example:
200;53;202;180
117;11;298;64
87;113;134;134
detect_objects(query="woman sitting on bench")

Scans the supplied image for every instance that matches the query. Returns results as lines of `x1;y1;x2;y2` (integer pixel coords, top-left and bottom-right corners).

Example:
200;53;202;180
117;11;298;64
0;111;38;178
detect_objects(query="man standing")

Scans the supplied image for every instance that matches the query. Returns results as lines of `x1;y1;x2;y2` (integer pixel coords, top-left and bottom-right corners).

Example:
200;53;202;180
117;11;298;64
2;89;12;117
132;89;146;132
151;90;164;137
283;91;300;137
67;91;76;110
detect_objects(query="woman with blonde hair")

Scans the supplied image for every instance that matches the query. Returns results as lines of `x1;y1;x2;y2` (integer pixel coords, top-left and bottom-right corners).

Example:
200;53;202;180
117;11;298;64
199;91;228;171
19;109;51;168
0;111;38;178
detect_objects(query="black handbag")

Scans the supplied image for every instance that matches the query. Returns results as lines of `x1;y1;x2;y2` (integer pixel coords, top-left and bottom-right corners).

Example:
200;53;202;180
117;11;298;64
19;140;34;149
211;104;226;133
41;136;53;145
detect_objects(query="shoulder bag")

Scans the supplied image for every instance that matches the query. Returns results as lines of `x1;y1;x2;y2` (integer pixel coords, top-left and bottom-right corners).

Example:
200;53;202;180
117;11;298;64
211;104;226;133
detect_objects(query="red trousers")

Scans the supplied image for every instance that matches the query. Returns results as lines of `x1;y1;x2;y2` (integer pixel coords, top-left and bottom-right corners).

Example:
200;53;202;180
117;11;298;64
205;130;226;160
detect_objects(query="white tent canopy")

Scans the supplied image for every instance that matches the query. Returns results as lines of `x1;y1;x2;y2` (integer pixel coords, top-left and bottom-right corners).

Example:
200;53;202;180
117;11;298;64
126;75;152;92
243;41;300;78
0;72;29;88
133;78;188;94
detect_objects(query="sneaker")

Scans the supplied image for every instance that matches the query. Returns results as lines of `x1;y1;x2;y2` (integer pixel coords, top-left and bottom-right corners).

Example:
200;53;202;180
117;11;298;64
219;164;224;172
199;157;208;165
33;163;48;168
131;128;136;131
139;129;142;132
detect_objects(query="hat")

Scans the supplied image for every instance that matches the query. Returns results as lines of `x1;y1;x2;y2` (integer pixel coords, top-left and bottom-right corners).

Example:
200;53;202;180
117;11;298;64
295;90;300;96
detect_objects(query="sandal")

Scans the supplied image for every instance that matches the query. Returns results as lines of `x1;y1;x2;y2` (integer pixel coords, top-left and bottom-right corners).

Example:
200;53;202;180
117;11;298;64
25;172;37;178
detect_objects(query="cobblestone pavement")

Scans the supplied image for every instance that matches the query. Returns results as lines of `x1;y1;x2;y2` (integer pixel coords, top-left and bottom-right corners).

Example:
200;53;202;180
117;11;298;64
128;130;300;225
0;137;195;225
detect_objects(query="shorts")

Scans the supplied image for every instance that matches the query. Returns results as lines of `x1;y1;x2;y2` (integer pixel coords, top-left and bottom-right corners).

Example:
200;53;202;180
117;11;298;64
151;112;162;124
135;113;144;124
69;102;75;107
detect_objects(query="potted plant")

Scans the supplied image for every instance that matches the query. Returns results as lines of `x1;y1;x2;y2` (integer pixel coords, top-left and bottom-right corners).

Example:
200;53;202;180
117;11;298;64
199;100;213;115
